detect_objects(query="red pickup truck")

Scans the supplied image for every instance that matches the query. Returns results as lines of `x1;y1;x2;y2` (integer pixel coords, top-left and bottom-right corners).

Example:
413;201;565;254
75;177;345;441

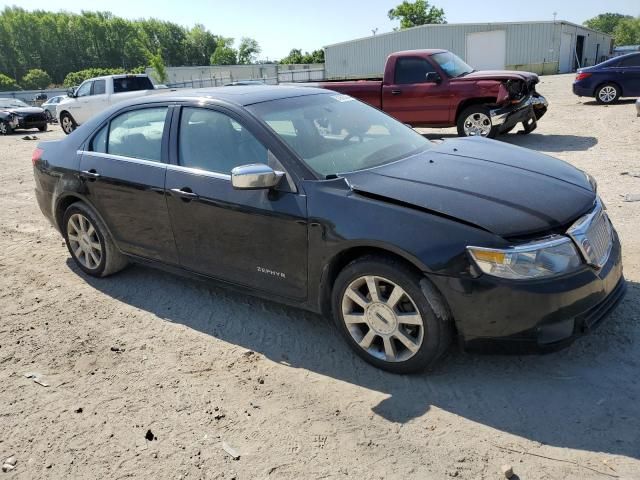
316;49;548;138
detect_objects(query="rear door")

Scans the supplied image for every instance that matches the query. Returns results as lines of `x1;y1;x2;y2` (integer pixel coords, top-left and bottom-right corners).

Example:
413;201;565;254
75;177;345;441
79;105;178;264
381;56;451;125
165;105;308;299
619;54;640;96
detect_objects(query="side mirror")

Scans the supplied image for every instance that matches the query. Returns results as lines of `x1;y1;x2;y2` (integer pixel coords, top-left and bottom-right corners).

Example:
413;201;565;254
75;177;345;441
425;72;442;83
67;87;76;98
231;164;284;190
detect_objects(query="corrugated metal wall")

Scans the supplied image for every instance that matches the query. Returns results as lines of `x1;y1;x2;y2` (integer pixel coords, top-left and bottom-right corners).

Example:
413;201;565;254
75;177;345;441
325;22;612;78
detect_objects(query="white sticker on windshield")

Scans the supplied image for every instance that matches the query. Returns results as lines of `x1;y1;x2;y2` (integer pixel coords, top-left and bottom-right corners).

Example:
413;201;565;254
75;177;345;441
331;94;354;102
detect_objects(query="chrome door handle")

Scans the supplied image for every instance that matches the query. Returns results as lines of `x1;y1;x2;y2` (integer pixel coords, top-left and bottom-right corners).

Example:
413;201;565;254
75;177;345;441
391;89;402;95
170;188;199;200
81;169;100;179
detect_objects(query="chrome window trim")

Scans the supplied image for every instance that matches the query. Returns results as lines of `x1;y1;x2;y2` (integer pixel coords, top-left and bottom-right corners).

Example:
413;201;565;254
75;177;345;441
78;150;232;180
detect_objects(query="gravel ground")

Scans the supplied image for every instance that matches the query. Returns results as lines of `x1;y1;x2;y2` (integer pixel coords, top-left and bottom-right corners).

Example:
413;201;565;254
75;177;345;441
1;74;639;479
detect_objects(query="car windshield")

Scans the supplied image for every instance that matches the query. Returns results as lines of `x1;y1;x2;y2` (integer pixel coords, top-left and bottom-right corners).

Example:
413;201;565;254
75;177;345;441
0;98;28;108
431;52;474;78
248;93;431;178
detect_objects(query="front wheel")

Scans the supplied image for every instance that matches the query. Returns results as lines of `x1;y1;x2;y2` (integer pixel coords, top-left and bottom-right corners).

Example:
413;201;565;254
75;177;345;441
457;105;499;138
38;125;47;132
596;83;620;104
332;255;453;374
45;110;53;123
60;112;77;135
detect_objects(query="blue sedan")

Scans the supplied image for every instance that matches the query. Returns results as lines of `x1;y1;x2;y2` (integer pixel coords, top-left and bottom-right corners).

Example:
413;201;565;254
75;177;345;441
573;52;640;104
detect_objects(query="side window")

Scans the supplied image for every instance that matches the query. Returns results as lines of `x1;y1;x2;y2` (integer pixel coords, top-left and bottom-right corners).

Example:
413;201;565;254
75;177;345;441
93;80;106;95
91;125;108;153
75;81;93;97
179;108;268;174
394;58;437;84
107;107;168;161
620;55;640;67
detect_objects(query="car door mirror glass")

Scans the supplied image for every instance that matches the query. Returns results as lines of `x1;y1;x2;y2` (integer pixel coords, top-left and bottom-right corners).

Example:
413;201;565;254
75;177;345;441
231;164;284;190
425;72;441;83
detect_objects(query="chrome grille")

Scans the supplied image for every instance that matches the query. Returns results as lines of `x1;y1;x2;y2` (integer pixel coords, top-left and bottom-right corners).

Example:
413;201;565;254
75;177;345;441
567;199;613;268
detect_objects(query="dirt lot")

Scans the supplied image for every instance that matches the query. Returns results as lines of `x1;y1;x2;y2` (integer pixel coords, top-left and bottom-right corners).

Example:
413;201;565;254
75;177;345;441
1;74;639;479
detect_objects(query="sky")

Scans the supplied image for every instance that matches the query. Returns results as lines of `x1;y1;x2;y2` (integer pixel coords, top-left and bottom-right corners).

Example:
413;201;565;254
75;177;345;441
4;0;640;60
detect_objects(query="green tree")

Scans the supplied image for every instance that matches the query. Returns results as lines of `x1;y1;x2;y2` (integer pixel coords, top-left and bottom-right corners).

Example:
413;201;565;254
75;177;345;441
279;48;303;64
21;68;51;89
210;38;238;65
613;17;640;45
584;13;633;35
63;67;125;87
0;73;20;91
388;0;446;29
237;37;261;64
148;51;168;83
279;48;324;64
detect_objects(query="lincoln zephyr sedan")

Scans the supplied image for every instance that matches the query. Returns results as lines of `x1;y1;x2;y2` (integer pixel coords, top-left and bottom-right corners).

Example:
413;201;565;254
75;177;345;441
32;86;625;373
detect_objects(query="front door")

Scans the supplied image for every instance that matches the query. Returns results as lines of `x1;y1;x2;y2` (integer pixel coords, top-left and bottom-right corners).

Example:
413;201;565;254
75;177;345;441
619;54;640;96
382;56;451;125
79;105;178;263
165;106;308;300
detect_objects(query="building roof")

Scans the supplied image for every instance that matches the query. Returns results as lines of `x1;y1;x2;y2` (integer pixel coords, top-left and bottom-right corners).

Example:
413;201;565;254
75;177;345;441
324;20;612;48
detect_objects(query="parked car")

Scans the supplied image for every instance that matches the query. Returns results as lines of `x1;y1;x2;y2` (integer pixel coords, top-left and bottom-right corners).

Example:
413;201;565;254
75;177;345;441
33;86;625;373
573;52;640;104
0;98;47;134
41;95;67;122
313;49;548;138
56;74;162;134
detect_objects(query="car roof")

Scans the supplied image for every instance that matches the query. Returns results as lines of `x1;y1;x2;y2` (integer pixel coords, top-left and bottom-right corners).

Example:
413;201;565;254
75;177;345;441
122;84;331;108
389;49;448;57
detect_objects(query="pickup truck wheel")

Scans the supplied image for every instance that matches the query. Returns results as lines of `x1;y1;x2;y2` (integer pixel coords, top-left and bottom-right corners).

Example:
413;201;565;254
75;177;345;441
60;113;77;135
332;255;453;374
595;84;620;104
457;106;498;139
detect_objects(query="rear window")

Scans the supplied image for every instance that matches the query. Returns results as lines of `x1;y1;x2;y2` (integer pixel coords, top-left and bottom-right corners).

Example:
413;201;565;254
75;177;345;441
113;76;154;93
620;54;640;67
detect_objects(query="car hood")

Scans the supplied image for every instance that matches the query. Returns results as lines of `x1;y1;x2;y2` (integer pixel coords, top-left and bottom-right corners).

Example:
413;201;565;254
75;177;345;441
454;70;539;83
4;106;45;115
342;137;595;238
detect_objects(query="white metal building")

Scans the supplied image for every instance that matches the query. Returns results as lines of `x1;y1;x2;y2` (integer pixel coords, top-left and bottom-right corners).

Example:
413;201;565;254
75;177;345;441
324;21;613;79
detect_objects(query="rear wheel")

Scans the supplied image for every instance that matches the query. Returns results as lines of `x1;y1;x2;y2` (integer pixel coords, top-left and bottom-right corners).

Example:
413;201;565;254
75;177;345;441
63;202;128;277
595;83;620;104
457;105;498;138
45;110;53;123
332;255;453;374
0;120;12;135
60;112;76;134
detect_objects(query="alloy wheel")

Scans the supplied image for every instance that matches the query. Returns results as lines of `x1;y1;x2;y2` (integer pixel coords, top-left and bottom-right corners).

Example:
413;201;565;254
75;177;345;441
598;86;617;103
67;213;102;270
61;116;74;134
463;112;492;136
341;275;424;362
0;122;7;135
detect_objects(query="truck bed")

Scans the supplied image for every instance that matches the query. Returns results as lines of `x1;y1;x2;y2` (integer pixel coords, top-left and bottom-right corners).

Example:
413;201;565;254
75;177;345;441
315;80;383;109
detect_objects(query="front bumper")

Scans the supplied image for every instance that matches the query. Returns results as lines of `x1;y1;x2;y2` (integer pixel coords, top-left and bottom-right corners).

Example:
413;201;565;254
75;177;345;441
490;94;548;133
16;114;47;130
430;228;625;353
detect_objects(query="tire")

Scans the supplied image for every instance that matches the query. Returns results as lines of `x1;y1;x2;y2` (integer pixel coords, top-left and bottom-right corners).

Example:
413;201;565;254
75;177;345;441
60;112;77;135
45;110;53;123
595;83;620;104
331;255;453;374
38;124;47;132
62;202;128;277
457;105;499;138
0;120;12;136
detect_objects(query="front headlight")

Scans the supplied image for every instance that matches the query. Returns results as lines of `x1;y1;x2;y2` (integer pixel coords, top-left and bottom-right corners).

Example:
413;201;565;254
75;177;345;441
467;236;582;280
584;171;597;193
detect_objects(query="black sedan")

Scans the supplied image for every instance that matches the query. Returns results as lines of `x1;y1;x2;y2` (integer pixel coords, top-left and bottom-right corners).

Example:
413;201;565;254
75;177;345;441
0;98;48;134
32;86;625;373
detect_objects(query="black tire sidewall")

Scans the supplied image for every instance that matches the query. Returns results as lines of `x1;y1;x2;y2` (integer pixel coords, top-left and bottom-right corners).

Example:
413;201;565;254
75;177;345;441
457;105;498;138
331;257;450;374
62;204;108;277
61;113;76;134
596;84;620;104
0;121;10;135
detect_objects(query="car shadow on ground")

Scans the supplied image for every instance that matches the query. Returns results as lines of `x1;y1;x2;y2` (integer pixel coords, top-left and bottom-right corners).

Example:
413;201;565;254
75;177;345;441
580;99;637;106
68;258;640;460
420;131;598;152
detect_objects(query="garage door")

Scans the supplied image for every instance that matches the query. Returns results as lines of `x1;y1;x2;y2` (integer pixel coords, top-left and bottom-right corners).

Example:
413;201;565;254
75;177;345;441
559;33;574;73
466;30;506;70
